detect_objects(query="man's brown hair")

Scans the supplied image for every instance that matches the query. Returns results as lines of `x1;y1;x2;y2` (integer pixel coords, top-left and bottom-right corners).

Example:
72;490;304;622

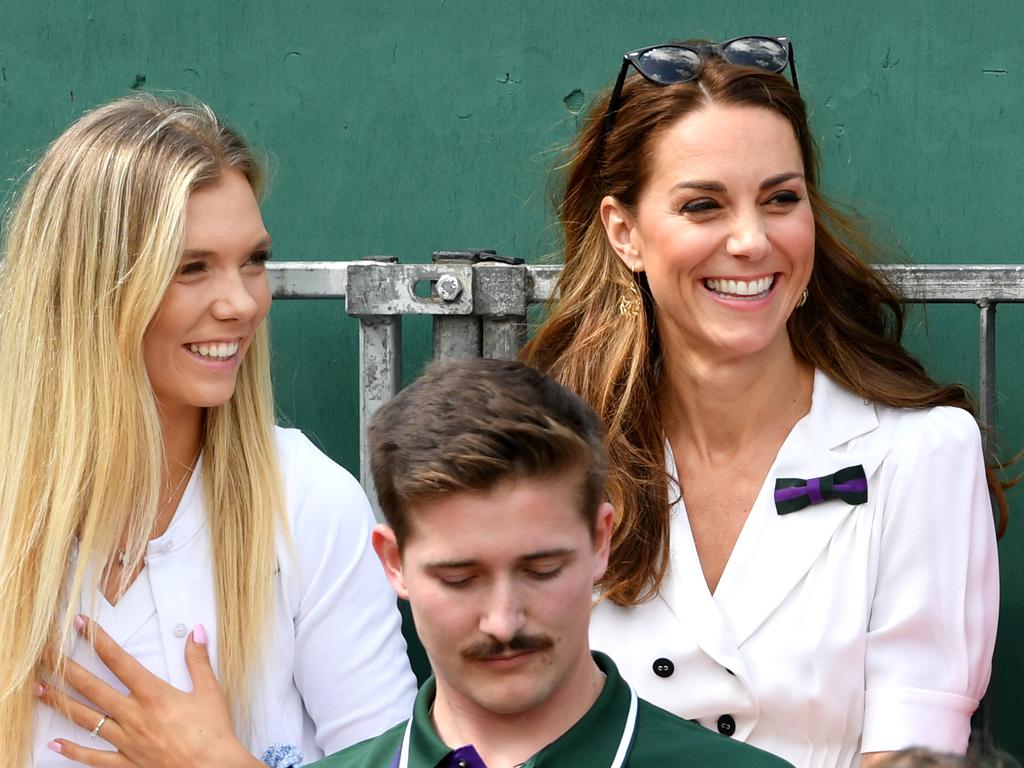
369;358;607;549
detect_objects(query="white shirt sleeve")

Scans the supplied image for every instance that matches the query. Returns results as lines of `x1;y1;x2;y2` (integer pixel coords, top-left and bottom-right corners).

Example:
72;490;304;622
861;406;999;754
278;430;417;754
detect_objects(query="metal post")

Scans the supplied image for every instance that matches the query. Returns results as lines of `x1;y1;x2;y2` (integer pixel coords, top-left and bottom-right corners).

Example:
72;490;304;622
973;299;998;759
978;301;997;444
345;257;475;516
475;261;528;359
355;316;401;519
432;251;482;361
347;257;402;520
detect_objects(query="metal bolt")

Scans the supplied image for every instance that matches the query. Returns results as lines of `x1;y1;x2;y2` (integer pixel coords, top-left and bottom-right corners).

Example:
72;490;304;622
436;273;462;302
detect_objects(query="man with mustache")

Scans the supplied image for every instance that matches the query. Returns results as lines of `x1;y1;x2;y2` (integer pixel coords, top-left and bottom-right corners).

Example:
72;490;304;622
313;359;790;768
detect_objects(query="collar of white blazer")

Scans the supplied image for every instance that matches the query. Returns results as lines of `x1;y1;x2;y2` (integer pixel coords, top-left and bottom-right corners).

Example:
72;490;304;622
659;371;890;654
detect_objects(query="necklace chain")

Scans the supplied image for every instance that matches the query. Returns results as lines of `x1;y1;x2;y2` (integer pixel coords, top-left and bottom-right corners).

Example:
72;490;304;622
116;451;200;566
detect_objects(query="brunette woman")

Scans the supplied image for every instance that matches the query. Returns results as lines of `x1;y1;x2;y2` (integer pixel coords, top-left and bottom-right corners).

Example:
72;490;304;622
523;37;1000;768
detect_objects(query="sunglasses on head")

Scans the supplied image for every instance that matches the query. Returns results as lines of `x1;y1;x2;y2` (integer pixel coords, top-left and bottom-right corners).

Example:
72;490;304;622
603;36;798;135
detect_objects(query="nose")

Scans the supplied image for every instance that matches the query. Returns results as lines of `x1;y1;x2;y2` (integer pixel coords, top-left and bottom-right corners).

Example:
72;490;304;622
210;269;261;321
478;579;526;643
726;207;771;261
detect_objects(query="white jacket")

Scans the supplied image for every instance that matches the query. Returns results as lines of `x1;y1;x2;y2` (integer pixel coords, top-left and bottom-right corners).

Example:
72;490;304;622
591;371;998;768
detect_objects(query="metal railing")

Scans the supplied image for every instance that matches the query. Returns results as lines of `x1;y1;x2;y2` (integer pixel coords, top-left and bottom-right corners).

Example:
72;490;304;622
268;253;1022;760
270;254;1024;505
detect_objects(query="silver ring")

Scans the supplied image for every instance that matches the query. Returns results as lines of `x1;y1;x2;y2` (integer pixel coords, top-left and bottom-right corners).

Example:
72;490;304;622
89;715;107;738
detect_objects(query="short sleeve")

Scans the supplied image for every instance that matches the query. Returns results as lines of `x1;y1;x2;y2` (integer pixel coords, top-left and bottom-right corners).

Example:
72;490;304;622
861;407;999;754
277;430;417;753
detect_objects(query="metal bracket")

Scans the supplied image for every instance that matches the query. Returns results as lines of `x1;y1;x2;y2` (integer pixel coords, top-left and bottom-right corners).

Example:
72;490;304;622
345;262;474;316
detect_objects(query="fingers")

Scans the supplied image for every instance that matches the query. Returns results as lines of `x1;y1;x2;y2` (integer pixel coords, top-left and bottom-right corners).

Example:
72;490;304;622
76;616;156;693
62;656;127;716
47;739;135;767
38;683;124;746
183;623;220;696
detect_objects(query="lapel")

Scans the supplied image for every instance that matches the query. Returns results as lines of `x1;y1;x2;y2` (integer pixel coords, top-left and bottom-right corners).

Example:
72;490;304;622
657;442;755;687
713;370;889;645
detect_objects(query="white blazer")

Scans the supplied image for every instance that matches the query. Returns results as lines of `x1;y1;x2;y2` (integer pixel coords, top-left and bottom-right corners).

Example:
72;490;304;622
591;370;998;768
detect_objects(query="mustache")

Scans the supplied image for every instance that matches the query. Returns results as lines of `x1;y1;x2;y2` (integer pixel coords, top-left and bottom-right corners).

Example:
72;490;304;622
461;633;555;661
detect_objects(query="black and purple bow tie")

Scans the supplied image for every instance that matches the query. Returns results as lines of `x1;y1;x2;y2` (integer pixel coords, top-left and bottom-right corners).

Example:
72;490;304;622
774;464;868;515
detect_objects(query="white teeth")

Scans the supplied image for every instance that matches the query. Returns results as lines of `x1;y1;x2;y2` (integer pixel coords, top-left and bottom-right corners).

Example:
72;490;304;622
188;341;240;359
704;276;774;296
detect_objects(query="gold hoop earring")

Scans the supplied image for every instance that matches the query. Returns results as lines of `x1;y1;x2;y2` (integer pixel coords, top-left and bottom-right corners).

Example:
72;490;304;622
618;270;642;318
797;288;808;308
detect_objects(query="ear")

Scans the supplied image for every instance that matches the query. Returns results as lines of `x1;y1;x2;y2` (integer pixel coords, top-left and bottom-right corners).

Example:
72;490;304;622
591;502;615;581
371;524;409;599
599;195;644;273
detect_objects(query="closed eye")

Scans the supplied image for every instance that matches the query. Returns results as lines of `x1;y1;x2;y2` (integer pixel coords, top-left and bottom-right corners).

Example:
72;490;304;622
766;190;801;206
439;575;476;589
525;565;564;581
679;198;721;215
431;567;477;589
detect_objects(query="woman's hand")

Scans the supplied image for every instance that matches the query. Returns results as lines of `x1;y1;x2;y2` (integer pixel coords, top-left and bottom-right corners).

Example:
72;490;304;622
40;616;262;768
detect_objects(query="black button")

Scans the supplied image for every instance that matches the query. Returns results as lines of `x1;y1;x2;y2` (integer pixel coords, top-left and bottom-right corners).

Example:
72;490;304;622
652;657;674;678
717;714;736;736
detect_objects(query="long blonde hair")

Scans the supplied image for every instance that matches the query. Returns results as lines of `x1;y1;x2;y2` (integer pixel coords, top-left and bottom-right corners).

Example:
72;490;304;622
0;94;283;764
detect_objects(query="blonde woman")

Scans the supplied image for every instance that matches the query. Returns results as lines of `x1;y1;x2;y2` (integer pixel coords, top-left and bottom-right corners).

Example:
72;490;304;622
0;94;416;766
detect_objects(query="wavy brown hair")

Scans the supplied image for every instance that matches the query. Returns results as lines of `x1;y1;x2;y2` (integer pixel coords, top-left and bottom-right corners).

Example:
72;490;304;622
521;52;1007;607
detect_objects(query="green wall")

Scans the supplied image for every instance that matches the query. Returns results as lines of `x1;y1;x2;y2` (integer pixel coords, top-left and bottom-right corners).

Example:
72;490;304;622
2;1;1021;759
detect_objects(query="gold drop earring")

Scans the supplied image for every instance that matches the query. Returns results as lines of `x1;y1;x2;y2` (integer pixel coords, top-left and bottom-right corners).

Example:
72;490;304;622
618;263;642;318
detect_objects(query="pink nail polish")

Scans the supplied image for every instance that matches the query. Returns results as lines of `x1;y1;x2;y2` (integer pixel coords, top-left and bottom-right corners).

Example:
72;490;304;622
192;623;208;645
36;683;45;697
73;615;86;631
47;741;62;754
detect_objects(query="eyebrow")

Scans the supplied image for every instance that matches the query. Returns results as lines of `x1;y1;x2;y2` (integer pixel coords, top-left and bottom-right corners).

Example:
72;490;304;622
181;235;272;260
674;179;726;193
424;547;576;570
672;172;805;194
760;172;804;189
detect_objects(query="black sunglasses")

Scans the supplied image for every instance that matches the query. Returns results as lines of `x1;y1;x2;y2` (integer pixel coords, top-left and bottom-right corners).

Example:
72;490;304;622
603;36;798;135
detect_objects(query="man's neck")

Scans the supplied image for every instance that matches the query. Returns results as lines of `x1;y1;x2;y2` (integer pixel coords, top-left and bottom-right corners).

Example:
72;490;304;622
430;653;606;768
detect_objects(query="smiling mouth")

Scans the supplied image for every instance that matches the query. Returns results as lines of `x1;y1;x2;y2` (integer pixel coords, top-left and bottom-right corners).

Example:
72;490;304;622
703;275;776;300
187;340;240;360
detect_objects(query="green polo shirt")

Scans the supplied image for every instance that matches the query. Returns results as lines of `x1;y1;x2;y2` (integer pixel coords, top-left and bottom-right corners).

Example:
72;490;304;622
313;652;792;767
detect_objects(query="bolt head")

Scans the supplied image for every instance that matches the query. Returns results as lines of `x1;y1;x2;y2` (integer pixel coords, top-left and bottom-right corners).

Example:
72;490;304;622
436;274;462;301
